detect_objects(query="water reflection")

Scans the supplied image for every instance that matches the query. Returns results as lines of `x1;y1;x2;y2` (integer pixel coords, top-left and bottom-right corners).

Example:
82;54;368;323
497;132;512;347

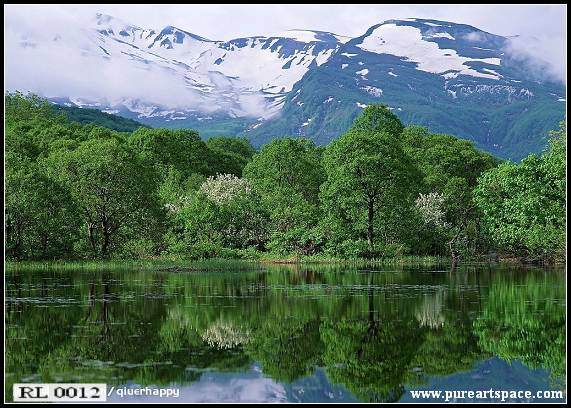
5;264;566;403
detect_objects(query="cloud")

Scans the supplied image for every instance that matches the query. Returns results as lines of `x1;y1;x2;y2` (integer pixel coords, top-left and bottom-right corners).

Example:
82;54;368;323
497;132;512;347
503;35;567;84
4;7;275;117
4;8;205;109
6;4;565;45
461;32;487;43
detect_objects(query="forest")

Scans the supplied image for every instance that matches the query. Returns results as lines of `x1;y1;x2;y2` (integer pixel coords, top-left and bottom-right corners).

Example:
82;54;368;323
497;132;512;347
5;92;566;264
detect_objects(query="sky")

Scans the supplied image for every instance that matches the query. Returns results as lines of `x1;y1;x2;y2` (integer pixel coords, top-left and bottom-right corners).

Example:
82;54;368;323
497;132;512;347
13;4;564;41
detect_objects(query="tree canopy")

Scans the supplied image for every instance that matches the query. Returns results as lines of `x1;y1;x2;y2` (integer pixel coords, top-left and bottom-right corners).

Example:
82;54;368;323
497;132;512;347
5;93;566;263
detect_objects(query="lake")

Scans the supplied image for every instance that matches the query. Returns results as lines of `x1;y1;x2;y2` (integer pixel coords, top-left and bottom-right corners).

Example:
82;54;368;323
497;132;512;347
5;262;566;403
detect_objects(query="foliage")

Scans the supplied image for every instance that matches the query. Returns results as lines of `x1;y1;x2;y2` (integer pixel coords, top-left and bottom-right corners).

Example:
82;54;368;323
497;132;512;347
320;108;421;255
474;121;566;261
402;126;499;257
5;152;80;259
415;192;449;228
172;175;269;256
128;127;211;179
5;93;566;263
46;136;164;257
348;104;404;135
53;105;149;132
200;173;253;205
243;138;325;255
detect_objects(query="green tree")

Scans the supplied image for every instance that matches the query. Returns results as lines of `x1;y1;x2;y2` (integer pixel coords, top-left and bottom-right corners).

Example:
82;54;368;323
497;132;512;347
129;127;211;179
5;152;80;259
474;121;566;261
47;137;163;257
244;138;325;255
176;174;269;256
321;126;420;255
402;127;498;259
206;137;256;176
244;138;323;202
5;92;84;160
207;136;256;160
349;104;404;136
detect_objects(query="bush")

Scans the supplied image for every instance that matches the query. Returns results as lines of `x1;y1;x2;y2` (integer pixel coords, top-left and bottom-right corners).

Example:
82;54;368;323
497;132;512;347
337;240;371;258
117;239;157;259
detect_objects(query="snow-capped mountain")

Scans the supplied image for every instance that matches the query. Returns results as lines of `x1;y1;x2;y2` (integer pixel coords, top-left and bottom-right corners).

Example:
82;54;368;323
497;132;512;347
247;18;566;158
6;14;566;159
77;13;344;119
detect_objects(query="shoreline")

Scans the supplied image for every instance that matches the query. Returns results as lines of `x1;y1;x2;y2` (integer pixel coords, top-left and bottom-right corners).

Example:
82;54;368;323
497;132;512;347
5;255;564;272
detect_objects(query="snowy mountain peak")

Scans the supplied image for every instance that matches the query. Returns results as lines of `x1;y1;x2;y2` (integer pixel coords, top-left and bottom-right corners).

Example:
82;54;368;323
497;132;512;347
93;13;141;32
354;18;504;80
94;13;117;25
57;13;346;120
157;25;214;43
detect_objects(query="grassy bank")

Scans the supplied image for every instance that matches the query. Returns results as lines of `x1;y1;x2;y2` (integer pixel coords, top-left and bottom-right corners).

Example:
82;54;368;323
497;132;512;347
256;253;450;266
5;254;455;272
5;258;261;272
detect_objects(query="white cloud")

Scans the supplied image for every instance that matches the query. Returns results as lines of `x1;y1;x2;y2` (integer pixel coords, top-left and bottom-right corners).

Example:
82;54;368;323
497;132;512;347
462;32;487;43
5;4;566;43
4;7;207;109
503;35;567;84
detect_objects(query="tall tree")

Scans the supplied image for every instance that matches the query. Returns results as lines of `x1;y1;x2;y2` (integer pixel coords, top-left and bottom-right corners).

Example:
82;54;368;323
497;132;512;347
402;126;499;260
5;152;80;259
47;137;163;257
321;127;420;254
349;104;404;136
128;127;211;179
175;174;269;256
244;138;325;254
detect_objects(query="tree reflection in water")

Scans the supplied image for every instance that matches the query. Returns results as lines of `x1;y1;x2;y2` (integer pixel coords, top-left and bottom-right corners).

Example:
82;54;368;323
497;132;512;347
5;264;566;402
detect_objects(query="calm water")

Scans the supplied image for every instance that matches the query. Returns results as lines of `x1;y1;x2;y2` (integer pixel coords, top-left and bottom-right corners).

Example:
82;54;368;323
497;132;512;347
5;263;566;403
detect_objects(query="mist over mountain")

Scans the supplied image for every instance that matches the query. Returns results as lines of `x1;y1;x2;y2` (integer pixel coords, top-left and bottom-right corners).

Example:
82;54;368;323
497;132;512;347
6;12;566;159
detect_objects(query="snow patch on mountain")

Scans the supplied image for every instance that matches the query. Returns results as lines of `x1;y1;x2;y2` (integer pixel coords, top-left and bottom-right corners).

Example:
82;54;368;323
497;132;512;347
427;32;455;40
360;85;383;97
357;23;501;79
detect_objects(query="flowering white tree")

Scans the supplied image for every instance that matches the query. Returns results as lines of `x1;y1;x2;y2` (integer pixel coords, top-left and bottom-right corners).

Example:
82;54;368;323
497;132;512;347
190;173;268;249
415;192;450;228
200;173;253;205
